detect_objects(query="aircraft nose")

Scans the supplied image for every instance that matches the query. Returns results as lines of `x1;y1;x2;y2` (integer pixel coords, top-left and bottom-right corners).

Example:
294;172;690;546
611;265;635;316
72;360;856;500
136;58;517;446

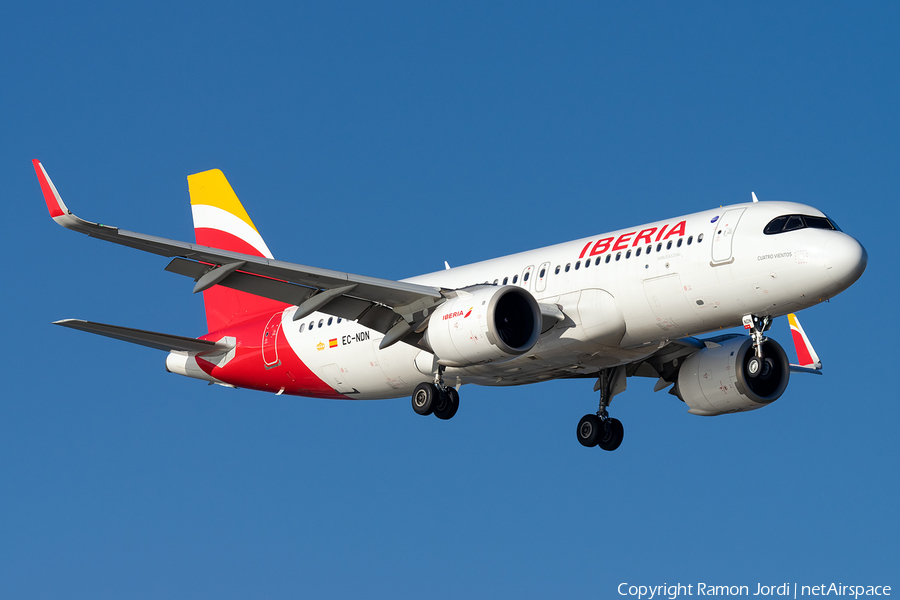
824;234;867;288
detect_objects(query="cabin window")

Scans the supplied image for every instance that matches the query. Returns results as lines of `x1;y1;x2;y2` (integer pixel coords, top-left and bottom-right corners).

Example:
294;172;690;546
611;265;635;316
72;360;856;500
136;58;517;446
656;242;662;252
318;319;324;328
309;321;314;330
565;264;571;272
615;252;621;261
503;277;508;285
555;266;561;275
524;271;530;281
625;250;632;259
337;318;342;323
666;241;673;250
300;323;305;333
646;245;652;254
635;247;642;257
677;238;683;247
697;233;704;243
513;274;518;283
539;268;546;278
327;317;333;326
584;258;589;268
595;257;601;266
605;254;611;264
575;261;581;270
687;236;693;245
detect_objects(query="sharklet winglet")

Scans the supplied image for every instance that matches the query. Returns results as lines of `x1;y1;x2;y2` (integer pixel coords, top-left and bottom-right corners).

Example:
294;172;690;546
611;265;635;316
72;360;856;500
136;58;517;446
787;313;822;371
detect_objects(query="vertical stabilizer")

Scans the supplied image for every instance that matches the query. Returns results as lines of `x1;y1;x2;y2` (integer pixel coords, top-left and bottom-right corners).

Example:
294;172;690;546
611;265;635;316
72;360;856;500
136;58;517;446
188;169;287;333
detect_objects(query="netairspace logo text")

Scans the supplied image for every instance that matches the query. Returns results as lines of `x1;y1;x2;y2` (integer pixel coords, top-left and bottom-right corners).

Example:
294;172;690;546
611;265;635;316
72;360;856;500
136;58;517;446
618;583;891;600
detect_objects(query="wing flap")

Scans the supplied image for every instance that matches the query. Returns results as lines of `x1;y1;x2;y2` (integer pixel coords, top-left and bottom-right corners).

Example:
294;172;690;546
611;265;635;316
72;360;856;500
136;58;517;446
165;258;316;307
116;228;440;307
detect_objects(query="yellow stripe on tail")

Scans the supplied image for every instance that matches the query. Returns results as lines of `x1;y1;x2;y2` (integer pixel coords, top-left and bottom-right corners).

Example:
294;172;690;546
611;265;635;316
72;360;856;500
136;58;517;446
188;169;259;233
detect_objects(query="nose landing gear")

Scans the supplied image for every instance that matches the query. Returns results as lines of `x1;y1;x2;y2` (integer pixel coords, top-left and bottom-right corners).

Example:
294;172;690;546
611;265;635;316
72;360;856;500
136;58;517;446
577;366;625;451
743;314;774;379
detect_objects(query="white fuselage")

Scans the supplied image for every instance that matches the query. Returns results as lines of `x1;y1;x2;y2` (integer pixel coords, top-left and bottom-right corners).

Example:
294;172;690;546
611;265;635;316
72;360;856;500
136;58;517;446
279;201;865;399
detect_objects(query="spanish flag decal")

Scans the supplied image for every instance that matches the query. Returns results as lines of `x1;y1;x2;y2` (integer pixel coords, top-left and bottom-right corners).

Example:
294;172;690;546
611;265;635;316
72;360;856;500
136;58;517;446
329;338;338;348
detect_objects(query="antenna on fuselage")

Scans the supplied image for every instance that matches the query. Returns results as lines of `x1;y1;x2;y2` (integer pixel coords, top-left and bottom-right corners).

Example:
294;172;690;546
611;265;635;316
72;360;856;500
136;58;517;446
751;192;760;203
444;261;451;270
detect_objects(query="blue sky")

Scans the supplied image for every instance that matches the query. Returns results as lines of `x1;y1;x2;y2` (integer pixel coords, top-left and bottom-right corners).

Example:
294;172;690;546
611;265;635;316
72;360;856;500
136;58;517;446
2;2;898;598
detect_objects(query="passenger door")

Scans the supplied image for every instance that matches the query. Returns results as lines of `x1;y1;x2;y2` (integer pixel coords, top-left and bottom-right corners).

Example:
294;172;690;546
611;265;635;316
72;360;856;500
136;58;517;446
262;312;282;368
711;208;746;265
521;265;535;290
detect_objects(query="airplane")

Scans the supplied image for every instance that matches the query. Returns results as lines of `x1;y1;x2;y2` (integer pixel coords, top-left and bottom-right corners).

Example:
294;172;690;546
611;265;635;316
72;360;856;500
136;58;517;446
34;160;867;451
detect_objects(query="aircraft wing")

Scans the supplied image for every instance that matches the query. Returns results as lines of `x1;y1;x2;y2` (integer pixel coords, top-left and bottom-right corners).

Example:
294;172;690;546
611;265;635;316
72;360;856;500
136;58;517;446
35;161;444;342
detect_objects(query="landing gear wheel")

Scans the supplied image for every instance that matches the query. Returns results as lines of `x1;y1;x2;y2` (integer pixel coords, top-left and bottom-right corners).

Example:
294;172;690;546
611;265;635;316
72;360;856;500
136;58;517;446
597;418;624;452
434;387;460;420
577;414;602;447
747;356;762;378
412;382;437;416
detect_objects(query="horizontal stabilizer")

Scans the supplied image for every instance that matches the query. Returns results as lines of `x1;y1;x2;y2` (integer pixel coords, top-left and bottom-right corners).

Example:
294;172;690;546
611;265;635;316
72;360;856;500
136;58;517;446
54;319;227;353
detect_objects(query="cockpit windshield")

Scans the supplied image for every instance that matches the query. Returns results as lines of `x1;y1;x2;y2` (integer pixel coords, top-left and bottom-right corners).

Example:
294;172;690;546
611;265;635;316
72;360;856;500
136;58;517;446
764;214;841;235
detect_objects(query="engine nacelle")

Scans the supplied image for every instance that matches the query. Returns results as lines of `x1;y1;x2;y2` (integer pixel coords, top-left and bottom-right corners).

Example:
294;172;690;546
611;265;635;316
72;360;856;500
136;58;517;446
425;286;542;367
675;336;790;416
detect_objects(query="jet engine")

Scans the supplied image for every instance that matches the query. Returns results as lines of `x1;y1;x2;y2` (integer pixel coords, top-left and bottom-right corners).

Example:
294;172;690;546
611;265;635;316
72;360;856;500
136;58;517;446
674;336;790;416
425;285;542;367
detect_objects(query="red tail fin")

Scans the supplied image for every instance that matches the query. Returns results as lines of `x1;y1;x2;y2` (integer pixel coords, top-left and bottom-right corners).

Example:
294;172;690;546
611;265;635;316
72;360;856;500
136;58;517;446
188;169;288;333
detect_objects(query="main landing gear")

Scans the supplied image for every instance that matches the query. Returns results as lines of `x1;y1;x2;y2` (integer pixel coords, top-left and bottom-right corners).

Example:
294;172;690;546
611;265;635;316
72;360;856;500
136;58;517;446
743;314;774;380
577;367;625;451
411;366;459;420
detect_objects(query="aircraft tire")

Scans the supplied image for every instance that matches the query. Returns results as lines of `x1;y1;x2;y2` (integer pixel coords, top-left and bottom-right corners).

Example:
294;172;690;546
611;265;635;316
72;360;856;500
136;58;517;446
577;414;602;447
598;418;624;452
412;382;437;416
434;387;460;420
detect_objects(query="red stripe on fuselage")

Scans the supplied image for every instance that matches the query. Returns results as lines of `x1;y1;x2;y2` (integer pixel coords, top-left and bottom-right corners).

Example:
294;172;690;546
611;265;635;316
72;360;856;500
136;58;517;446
197;313;348;399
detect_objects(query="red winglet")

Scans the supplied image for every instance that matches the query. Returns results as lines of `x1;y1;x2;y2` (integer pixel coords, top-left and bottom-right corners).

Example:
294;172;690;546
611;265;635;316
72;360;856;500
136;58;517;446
790;328;814;367
787;313;822;370
33;160;66;218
